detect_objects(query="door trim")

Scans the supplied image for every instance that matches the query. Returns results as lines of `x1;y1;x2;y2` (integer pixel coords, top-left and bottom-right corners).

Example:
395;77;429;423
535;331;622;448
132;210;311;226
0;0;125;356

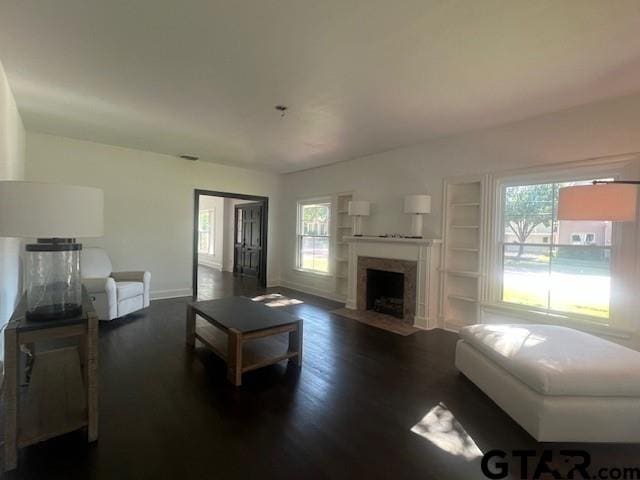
193;189;269;298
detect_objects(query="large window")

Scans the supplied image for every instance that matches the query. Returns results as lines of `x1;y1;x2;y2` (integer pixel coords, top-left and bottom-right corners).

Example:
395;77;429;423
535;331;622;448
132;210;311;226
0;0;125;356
297;200;330;274
501;180;612;320
198;209;214;254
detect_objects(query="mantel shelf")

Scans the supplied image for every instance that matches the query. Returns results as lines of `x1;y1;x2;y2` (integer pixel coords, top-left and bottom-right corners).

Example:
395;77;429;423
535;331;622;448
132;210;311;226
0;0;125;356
344;236;442;246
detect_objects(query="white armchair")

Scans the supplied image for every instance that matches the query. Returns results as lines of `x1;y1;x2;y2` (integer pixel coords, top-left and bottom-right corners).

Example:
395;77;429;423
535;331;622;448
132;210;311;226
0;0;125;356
81;247;151;321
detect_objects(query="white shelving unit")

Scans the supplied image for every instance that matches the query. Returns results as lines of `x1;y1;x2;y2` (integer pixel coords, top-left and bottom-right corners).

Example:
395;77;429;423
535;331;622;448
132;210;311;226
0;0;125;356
440;176;489;331
334;192;353;300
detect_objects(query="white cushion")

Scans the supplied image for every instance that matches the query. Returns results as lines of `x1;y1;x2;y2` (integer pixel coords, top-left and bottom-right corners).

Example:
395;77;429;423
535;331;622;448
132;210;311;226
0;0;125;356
116;281;144;301
459;324;640;396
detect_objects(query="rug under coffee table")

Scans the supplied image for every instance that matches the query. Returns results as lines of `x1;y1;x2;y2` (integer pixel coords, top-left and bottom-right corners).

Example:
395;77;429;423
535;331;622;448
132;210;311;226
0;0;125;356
186;296;303;386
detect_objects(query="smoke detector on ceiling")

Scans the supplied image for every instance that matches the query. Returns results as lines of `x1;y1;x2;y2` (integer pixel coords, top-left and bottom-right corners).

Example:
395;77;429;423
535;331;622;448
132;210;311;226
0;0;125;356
179;154;199;161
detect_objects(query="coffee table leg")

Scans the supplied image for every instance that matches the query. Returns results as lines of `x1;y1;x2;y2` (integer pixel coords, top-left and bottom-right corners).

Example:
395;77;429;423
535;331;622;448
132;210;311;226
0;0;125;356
289;320;303;368
186;305;195;348
227;329;243;386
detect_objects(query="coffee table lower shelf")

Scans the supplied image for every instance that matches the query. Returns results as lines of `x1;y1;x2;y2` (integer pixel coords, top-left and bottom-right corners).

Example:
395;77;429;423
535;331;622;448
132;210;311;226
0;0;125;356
194;319;301;385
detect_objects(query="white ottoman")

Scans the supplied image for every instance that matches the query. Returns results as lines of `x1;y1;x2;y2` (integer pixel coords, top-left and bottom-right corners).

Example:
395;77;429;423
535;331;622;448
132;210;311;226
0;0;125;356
455;323;640;442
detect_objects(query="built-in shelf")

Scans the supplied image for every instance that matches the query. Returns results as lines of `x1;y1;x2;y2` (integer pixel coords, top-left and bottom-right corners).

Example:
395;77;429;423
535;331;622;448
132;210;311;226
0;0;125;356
441;269;481;278
441;176;486;329
448;294;478;303
335;192;354;300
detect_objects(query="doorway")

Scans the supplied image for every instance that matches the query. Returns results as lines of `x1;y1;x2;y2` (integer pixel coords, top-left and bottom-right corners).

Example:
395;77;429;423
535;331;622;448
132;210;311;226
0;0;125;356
193;190;268;299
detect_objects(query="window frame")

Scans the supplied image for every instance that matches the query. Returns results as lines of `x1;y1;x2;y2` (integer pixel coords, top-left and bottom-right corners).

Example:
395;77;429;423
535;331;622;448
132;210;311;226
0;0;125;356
487;161;632;329
295;197;332;276
197;208;215;255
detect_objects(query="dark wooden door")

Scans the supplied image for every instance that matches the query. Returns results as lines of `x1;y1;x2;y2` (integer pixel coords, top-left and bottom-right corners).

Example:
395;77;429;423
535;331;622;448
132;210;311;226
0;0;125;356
234;203;263;278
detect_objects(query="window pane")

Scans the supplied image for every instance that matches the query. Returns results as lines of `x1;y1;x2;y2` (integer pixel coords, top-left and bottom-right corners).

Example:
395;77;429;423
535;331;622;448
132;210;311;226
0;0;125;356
199;211;210;232
302;204;329;236
550;246;610;319
198;232;209;253
504;184;554;245
300;236;315;270
502;179;612;319
312;236;329;273
502;244;550;308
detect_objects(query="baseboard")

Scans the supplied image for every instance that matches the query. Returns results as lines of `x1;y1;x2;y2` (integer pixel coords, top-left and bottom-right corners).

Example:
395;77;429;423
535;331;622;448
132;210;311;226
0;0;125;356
413;315;440;330
277;280;345;303
151;288;192;300
267;278;281;288
198;261;222;270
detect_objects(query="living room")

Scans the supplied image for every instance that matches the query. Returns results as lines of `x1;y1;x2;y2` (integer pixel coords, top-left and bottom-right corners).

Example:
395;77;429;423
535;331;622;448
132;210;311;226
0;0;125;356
2;1;640;478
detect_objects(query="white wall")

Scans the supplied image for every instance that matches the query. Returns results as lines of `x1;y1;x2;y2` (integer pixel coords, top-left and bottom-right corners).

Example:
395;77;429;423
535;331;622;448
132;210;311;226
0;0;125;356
280;91;640;302
26;132;282;298
0;60;26;365
197;195;225;270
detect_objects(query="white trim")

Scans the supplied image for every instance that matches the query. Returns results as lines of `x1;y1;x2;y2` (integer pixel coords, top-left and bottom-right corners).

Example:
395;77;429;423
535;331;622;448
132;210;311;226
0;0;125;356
278;279;345;303
296;197;332;275
150;288;192;300
198;258;222;270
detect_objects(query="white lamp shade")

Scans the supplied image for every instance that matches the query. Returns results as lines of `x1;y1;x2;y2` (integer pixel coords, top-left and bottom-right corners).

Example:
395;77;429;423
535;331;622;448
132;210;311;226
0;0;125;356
404;195;431;214
558;184;637;222
0;181;104;238
348;200;370;216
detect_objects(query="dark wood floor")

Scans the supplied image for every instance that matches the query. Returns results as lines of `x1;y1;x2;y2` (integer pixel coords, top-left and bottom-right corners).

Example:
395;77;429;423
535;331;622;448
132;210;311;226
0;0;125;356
5;269;640;479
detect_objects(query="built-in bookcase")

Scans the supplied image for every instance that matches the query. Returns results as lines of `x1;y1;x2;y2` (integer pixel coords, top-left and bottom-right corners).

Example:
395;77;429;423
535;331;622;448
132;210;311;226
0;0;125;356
334;192;353;299
440;177;489;331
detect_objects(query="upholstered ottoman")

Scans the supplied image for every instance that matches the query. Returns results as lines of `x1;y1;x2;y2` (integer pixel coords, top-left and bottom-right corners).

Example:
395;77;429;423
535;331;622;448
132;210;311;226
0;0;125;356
455;324;640;442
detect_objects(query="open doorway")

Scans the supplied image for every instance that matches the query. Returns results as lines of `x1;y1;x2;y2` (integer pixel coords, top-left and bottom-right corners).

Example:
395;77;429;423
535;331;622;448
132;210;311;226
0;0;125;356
193;189;268;299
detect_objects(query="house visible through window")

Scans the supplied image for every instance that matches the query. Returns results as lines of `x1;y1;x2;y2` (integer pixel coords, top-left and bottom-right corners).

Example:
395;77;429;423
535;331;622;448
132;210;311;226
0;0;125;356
297;200;330;273
502;179;612;320
198;209;214;255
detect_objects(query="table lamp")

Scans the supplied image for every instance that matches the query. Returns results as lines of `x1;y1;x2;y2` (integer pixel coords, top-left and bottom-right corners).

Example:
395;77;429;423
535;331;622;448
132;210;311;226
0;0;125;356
348;200;370;236
0;181;104;320
404;194;431;238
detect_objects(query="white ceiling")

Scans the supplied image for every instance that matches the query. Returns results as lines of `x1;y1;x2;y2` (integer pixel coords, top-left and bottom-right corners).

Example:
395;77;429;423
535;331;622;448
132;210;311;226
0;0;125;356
1;1;640;173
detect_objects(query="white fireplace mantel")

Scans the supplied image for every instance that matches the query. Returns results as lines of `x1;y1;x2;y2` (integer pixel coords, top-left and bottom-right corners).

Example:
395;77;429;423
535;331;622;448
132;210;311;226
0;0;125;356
345;236;442;330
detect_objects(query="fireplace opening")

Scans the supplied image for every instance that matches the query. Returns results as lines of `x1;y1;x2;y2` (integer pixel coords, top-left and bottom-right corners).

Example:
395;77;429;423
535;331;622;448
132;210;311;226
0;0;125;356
366;269;405;319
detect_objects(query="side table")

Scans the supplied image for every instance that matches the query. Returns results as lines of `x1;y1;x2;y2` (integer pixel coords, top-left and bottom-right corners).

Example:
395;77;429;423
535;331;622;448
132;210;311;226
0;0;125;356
3;288;99;471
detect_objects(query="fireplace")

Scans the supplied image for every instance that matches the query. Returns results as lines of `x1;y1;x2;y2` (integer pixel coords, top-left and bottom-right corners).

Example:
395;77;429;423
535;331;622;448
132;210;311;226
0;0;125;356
356;256;417;324
366;269;404;319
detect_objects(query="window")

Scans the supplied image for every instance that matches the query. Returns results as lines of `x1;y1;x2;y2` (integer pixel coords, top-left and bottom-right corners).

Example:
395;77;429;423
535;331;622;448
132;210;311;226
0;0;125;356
198;209;214;254
501;179;612;320
297;200;330;273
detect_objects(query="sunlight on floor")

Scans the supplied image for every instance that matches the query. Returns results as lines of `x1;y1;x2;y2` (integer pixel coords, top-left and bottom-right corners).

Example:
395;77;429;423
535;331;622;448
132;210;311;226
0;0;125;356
411;403;483;460
251;293;304;307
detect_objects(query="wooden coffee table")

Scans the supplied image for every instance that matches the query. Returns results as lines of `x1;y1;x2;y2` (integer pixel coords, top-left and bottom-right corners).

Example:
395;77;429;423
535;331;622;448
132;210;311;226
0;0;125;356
186;296;303;386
